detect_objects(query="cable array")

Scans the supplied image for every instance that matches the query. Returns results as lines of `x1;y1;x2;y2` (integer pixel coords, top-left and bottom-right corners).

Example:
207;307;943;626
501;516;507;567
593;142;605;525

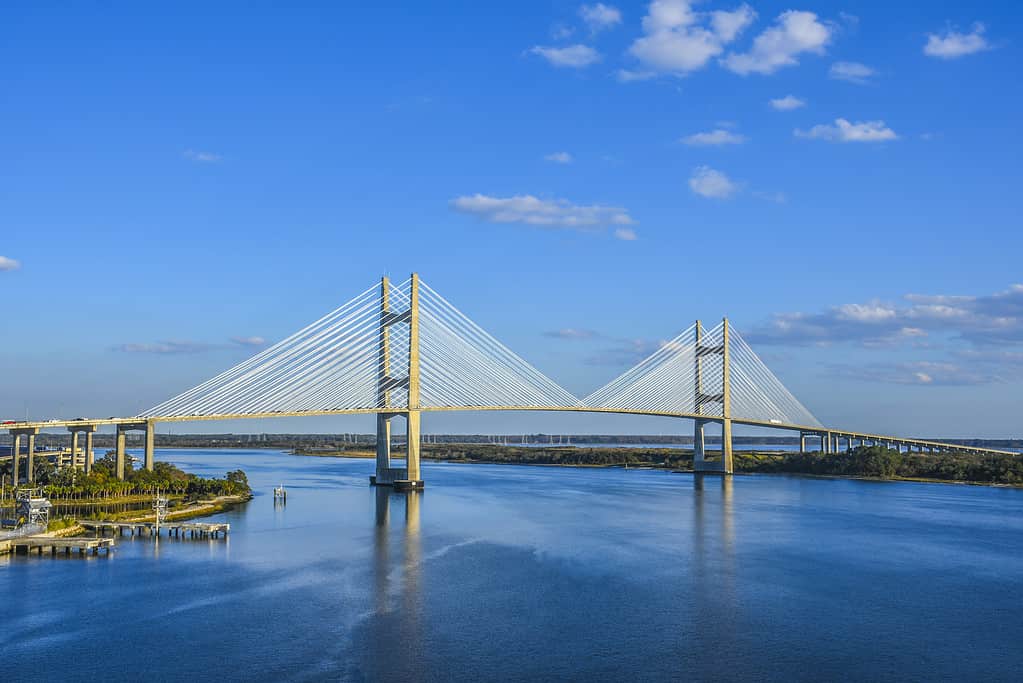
584;323;724;415
140;277;819;427
728;327;821;428
583;321;821;427
412;282;582;408
141;282;392;418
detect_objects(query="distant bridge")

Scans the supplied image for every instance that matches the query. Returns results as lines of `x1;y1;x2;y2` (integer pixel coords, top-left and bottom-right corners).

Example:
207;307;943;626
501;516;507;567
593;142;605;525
4;275;1015;487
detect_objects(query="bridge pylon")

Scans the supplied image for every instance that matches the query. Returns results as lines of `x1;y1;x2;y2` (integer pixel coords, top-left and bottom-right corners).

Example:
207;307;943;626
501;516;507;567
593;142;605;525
692;318;734;475
370;273;424;490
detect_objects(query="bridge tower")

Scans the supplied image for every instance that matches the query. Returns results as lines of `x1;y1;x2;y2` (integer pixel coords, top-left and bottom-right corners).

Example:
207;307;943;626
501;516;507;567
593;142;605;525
371;273;424;489
693;318;734;475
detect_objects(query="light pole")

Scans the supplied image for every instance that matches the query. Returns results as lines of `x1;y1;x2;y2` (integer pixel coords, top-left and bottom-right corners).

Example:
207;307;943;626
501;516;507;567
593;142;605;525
153;491;168;537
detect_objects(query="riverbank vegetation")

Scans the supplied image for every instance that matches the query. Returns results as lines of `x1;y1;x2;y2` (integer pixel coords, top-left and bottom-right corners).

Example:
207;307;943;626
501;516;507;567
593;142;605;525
737;446;1023;485
3;453;252;502
326;443;1023;486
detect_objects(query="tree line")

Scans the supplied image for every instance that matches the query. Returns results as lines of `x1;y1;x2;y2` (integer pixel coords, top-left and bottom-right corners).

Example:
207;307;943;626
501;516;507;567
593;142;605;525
1;451;250;500
742;445;1023;484
418;443;1023;485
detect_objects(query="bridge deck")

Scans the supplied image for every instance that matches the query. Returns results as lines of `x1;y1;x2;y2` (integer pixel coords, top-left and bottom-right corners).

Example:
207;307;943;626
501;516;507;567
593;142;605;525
4;407;1015;457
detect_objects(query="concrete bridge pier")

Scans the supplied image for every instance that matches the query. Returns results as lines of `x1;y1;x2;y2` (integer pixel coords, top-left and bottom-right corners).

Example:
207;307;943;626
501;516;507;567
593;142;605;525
371;411;423;489
692;418;733;474
10;427;39;484
10;433;21;485
85;428;95;472
67;424;97;473
693;419;708;466
113;421;156;480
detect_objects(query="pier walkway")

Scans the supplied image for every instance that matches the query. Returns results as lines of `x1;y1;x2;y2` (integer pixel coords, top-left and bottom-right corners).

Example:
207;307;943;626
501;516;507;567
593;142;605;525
82;521;230;539
9;536;114;556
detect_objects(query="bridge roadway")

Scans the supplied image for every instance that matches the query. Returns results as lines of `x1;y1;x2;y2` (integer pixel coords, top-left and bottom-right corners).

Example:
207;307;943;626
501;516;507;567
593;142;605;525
3;406;1016;478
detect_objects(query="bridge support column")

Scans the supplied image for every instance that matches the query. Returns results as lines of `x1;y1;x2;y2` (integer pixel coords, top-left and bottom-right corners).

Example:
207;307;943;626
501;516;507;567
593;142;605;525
84;430;94;474
26;432;36;483
799;432;807;453
721;418;733;474
144;419;155;472
406;410;421;484
115;426;127;480
375;413;391;472
11;433;22;485
70;431;80;469
693;419;707;466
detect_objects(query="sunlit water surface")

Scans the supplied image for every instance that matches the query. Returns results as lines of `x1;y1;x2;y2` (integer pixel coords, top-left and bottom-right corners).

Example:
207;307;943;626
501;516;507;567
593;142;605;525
2;448;1022;681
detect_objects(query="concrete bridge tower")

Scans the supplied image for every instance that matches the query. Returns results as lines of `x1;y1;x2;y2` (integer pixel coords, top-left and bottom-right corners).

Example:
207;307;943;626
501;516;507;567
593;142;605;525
371;273;423;490
692;318;734;475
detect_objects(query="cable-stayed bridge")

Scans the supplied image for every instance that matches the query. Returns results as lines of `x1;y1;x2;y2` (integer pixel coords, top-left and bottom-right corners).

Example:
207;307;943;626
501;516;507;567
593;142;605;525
5;274;1015;487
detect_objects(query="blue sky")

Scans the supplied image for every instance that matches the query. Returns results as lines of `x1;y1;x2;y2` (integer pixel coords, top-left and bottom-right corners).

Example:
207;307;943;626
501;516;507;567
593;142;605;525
2;1;1021;437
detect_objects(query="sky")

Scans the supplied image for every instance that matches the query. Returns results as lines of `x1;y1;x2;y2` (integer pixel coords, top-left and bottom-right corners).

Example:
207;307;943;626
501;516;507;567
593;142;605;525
2;1;1021;438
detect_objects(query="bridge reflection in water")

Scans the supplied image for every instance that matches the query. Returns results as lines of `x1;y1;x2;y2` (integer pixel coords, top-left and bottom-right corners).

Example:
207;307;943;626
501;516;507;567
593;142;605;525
372;487;422;663
692;473;737;649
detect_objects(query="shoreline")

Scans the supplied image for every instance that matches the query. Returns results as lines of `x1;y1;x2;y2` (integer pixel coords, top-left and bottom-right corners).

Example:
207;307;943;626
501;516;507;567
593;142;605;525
0;494;250;556
109;493;252;524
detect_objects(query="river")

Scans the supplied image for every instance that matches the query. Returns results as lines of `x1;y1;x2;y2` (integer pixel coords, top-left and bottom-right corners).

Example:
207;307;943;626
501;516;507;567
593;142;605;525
2;448;1022;681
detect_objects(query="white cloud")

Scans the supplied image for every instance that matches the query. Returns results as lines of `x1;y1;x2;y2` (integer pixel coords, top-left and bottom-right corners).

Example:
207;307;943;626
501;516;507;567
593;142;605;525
0;256;21;271
769;95;805;111
544;151;574;164
680;129;747;146
723;10;832;75
114;341;219;354
924;23;991;59
832;361;1000;386
450;194;635;230
231;336;266;347
688;166;737;199
753;190;786;203
530;44;601;68
711;4;757;42
183;149;222;163
829;60;875;84
580;4;622;33
795;118;897;143
545;328;600;340
628;0;755;75
750;283;1023;348
616;68;657;82
614;227;638;241
114;335;267;354
552;25;575;40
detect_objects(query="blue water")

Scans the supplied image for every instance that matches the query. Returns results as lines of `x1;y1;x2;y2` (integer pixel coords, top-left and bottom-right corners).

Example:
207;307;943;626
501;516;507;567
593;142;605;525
2;448;1022;681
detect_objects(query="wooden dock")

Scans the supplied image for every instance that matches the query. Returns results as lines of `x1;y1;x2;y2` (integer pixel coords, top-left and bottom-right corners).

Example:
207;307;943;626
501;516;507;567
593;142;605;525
81;521;230;539
10;536;114;556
